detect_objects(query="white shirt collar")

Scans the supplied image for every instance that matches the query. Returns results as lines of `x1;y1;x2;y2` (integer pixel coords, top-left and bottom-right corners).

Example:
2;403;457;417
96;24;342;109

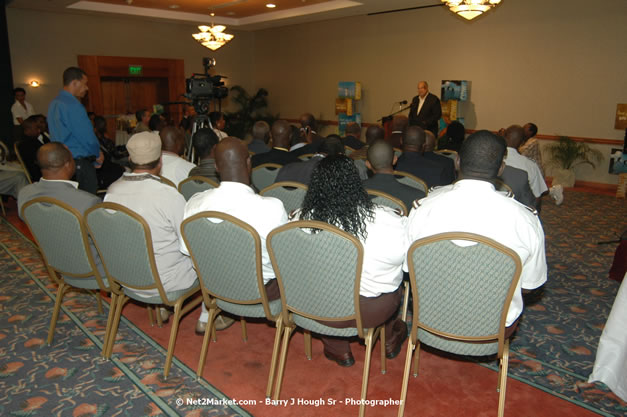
40;178;79;189
218;181;255;194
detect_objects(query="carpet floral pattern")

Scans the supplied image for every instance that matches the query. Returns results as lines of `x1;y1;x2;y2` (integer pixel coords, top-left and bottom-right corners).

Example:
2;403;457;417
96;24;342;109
0;218;251;417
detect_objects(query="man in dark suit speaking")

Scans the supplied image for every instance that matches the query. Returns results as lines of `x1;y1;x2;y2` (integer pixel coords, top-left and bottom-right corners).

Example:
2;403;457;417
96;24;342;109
408;81;442;137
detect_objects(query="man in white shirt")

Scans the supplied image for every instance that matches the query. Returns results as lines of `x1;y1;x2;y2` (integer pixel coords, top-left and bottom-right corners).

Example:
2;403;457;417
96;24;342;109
105;132;197;301
11;88;35;126
407;130;547;331
159;126;196;187
182;137;288;334
503;125;548;204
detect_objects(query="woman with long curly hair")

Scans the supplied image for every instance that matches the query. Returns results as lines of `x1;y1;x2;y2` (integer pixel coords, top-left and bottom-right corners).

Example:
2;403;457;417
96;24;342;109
295;155;409;367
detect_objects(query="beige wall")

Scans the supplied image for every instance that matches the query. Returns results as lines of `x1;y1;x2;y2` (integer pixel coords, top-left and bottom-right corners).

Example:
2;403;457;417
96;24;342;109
7;8;255;117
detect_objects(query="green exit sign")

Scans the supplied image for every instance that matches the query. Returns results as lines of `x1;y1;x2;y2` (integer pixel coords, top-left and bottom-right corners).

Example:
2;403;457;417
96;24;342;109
129;65;143;76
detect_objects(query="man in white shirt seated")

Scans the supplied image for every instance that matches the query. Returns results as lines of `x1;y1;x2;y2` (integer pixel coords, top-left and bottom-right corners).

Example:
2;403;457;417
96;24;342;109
159;126;196;187
503;125;548;208
181;137;288;334
407;130;547;334
105;132;198;306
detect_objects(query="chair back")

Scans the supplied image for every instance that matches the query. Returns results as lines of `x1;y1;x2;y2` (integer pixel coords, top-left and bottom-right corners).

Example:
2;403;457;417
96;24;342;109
158;175;177;188
268;220;365;338
393;171;428;195
252;163;282;191
407;232;522;357
181;211;276;319
298;153;314;161
13;141;33;183
21;197;107;290
344;146;355;157
178;176;219;201
434;149;458;162
493;179;514;198
85;203;165;298
260;182;308;213
366;189;407;216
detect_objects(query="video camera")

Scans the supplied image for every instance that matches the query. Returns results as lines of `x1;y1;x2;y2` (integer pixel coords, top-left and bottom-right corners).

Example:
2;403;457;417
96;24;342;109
185;57;228;115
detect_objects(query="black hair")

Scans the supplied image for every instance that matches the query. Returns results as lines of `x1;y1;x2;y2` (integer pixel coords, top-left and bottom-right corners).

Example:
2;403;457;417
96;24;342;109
62;67;86;86
192;128;219;159
459;130;506;179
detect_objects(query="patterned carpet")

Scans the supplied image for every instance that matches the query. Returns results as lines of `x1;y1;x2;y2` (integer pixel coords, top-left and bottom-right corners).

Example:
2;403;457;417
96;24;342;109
0;217;251;417
0;190;626;416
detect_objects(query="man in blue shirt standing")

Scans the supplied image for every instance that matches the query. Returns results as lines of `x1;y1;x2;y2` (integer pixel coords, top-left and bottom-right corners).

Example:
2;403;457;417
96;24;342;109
48;67;103;194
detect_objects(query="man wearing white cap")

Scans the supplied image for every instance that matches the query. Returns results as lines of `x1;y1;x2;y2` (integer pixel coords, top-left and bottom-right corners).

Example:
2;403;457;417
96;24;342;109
104;131;197;303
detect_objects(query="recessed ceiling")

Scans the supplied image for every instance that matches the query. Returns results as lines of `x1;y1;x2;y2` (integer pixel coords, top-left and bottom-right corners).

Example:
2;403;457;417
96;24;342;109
7;0;441;30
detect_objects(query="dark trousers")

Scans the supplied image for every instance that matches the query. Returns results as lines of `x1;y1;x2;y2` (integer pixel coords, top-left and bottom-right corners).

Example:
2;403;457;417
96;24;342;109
320;285;403;356
74;158;98;195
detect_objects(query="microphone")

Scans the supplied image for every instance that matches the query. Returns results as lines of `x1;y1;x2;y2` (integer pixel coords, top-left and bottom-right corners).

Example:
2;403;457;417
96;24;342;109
399;100;408;105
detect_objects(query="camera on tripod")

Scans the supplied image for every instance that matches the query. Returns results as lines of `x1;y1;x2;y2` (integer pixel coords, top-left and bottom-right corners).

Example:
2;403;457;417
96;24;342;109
185;57;228;115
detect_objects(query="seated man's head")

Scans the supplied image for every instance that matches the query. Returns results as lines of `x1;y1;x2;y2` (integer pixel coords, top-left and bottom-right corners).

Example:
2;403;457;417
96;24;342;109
22;116;41;138
136;109;150;125
126;132;162;174
33;114;48;134
391;115;409;132
37;142;75;180
364;125;385;146
299;113;316;131
319;135;345;156
424;130;437;152
94;116;107;136
366;140;395;173
271;120;291;149
345;123;361;140
192;128;219;160
504;125;525;149
214;137;251;184
252;121;271;144
402;126;426;153
458;130;506;181
149;114;165;132
160;126;186;156
523;123;538;140
209;111;225;131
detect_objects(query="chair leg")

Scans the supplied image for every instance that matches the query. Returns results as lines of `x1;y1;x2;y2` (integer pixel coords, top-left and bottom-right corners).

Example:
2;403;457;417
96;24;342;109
359;328;376;417
412;340;421;377
101;293;118;358
397;338;416;417
196;308;217;378
47;282;68;345
266;315;284;399
304;330;312;360
380;326;386;375
93;290;104;315
147;306;155;326
0;199;5;216
497;340;510;417
241;318;247;342
272;325;294;400
163;301;185;379
401;281;410;322
105;295;128;359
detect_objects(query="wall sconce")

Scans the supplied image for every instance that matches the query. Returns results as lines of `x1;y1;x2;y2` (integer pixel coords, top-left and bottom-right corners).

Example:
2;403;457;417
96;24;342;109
29;80;41;87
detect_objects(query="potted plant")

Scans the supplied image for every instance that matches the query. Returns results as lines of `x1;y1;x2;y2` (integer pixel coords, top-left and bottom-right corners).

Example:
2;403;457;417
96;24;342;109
546;136;603;187
225;85;277;140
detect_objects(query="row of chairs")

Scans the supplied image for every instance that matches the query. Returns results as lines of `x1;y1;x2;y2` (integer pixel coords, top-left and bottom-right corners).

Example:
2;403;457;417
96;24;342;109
22;195;521;417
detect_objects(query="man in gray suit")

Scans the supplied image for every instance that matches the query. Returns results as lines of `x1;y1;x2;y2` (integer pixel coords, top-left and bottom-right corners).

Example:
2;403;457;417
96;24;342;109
18;142;101;219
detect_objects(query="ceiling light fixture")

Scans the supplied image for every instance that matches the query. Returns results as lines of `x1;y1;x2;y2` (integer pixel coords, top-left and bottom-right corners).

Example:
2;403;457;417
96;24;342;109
266;3;277;8
29;80;40;87
192;23;234;51
441;0;502;20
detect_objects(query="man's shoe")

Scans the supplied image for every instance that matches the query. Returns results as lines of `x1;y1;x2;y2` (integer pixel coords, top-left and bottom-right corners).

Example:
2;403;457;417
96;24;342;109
195;319;207;335
214;315;236;331
550;184;564;206
324;350;355;367
158;307;171;323
385;319;409;359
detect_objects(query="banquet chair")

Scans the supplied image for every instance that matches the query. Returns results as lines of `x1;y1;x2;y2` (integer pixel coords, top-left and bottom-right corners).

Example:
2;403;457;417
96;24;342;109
21;197;110;346
298;153;314;161
494;179;514;198
259;181;308;214
393;171;429;195
252;163;282;191
398;232;522;417
434;149;458;162
157;175;176;188
178;176;219;201
181;211;283;396
366;189;408;216
84;202;202;378
267;220;386;417
13;141;34;183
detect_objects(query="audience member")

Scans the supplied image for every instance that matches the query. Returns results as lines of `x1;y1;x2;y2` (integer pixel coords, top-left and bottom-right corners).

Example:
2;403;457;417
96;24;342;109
386;115;408;149
423;130;455;184
520;123;543;174
349;125;385;161
182;137;288;334
396;126;448;188
251;120;301;167
12;87;35;126
209;111;228;140
342;122;365;150
92;116;125;189
0;170;28;203
160;126;196;187
290;113;324;157
407;130;547;333
187;128;220;183
134;109;151;134
275;135;344;186
48;67;103;194
149;114;166;133
503;125;548;204
437;120;465;152
33;114;51;144
105;132;197;304
294;155;409;367
363;140;425;210
16;116;44;181
499;164;536;208
248;121;271;155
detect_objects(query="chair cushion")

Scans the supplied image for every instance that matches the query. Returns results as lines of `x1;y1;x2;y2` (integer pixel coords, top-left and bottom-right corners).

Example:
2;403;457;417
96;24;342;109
123;280;200;304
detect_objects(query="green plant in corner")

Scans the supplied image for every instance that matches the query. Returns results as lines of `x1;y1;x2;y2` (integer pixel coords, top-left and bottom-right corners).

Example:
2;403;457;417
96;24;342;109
225;85;278;140
546;136;603;187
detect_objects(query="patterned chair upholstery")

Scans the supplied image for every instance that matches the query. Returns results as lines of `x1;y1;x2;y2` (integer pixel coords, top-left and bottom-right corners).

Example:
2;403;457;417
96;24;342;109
259;182;308;214
267;220;386;417
84;203;202;378
366;189;408;216
393;171;429;195
178;176;219;201
252;163;282;191
181;211;283;396
398;232;522;417
21;197;109;345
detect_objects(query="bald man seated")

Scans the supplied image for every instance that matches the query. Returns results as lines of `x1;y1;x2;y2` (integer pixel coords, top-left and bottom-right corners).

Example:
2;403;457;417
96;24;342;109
182;137;288;334
160;126;196;187
396;126;449;189
251;120;302;168
423;130;455;185
363;140;425;211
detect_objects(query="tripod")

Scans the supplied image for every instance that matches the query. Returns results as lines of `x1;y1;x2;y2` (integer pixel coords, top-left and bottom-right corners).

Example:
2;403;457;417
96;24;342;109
186;113;213;163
